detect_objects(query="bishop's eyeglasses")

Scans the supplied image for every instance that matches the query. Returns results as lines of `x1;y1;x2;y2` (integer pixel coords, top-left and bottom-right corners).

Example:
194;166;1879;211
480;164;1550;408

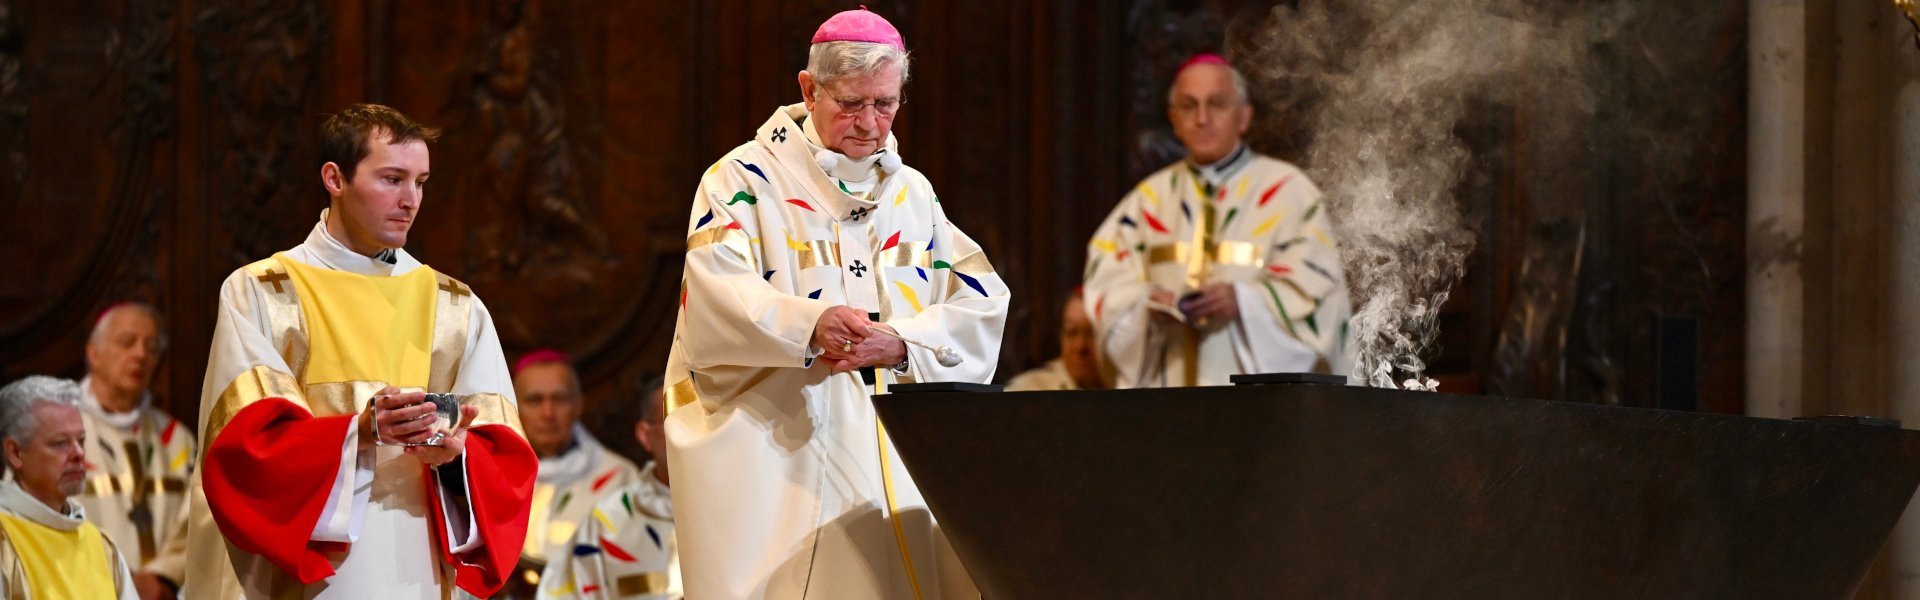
829;94;906;117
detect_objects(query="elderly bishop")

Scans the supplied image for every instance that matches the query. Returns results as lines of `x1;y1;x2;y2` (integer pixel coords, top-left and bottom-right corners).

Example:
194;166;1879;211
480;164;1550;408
663;7;1008;599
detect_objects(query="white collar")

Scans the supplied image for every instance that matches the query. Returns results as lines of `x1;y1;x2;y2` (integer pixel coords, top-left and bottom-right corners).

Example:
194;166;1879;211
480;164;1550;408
631;461;674;520
1188;144;1253;187
0;480;85;530
758;104;900;223
77;375;149;431
296;209;421;276
536;424;606;485
801;111;899;182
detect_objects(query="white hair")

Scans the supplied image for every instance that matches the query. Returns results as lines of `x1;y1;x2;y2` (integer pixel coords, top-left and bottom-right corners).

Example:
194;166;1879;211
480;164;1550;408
89;302;169;353
807;41;912;91
1167;62;1252;106
0;376;80;443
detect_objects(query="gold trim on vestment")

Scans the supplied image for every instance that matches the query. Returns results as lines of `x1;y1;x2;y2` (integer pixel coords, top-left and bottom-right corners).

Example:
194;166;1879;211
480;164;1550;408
872;227;895;323
797;240;843;269
615;572;671;596
206;366;307;454
0;518;24;600
944;250;998;299
84;474;186;496
1146;241;1265;269
1188;200;1216;290
429;272;472;394
0;520;22;600
245;257;310;379
461;392;523;435
300;381;408;419
664;378;698;414
1148;243;1185;265
1213;241;1263;268
947;251;995;276
877;244;931;268
686;227;752;263
298;383;518;436
102;530;131;599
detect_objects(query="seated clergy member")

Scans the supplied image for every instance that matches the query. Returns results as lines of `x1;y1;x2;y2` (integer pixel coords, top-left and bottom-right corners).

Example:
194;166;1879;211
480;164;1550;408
514;349;642;591
1005;288;1107;391
76;302;195;599
0;375;139;599
539;375;680;600
1084;53;1352;387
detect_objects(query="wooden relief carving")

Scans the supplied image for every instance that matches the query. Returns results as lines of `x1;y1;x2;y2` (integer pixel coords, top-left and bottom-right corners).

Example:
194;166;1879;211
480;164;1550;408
0;0;173;361
459;0;610;283
193;0;329;264
1123;1;1226;182
0;0;22;188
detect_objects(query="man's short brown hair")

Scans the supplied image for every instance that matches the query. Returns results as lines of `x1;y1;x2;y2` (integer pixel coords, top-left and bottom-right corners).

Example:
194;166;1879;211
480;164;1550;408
319;103;441;181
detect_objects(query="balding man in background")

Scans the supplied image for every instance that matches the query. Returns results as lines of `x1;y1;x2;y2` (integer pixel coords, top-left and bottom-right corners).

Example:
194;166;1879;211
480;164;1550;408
75;303;195;599
1084;53;1352;388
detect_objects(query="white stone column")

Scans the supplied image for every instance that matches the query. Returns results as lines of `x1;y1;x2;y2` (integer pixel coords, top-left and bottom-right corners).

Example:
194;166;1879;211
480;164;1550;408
1746;0;1807;420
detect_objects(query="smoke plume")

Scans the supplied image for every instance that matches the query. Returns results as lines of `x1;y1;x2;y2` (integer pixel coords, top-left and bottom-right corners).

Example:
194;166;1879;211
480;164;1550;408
1244;0;1622;389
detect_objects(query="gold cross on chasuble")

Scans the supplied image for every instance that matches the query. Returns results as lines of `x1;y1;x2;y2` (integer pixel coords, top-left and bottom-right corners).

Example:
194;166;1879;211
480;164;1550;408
257;269;291;294
1186;189;1217;291
439;278;471;302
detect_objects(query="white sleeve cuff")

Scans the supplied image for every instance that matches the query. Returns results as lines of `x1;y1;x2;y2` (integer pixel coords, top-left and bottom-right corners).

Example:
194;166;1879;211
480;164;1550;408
311;417;372;542
435;455;482;554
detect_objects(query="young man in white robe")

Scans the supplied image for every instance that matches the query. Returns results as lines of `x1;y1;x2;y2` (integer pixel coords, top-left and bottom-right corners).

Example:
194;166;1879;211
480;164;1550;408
1085;54;1353;387
663;7;1008;599
75;302;194;600
512;349;641;594
184;104;537;599
538;377;679;600
0;375;138;599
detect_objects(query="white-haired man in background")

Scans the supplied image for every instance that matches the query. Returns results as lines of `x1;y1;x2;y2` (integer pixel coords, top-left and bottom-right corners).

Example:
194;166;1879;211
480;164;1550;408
76;302;195;599
662;6;1007;599
0;375;138;599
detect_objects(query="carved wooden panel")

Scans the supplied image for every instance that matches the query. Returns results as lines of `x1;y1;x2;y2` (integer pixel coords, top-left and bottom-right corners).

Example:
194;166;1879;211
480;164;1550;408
0;0;174;389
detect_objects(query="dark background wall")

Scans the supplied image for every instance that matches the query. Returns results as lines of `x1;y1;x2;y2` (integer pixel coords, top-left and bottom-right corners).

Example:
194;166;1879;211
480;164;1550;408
0;0;1747;465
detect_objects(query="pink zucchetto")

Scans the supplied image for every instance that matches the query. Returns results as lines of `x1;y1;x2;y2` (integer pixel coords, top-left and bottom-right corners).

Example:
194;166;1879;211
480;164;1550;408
812;5;905;50
1176;53;1231;76
512;348;571;376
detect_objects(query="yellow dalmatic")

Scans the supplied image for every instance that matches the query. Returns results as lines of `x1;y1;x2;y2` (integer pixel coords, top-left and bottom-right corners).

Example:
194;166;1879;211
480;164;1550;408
0;480;136;599
282;252;437;389
186;212;535;599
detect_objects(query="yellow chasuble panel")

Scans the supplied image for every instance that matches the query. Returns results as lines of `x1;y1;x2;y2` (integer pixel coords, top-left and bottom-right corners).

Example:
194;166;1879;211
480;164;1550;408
0;514;115;600
276;252;436;390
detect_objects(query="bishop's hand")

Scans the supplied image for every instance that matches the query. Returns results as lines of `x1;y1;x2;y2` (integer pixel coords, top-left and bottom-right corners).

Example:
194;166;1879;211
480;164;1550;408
812;305;873;362
1177;283;1240;329
825;323;908;372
